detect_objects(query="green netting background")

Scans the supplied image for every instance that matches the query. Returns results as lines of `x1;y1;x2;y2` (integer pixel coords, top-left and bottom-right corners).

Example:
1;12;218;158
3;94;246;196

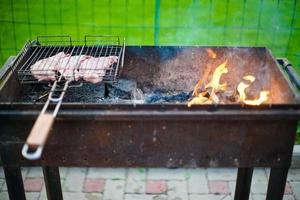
0;0;299;72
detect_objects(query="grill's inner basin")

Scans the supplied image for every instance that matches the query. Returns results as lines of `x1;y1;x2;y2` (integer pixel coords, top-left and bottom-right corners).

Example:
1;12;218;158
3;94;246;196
0;46;297;104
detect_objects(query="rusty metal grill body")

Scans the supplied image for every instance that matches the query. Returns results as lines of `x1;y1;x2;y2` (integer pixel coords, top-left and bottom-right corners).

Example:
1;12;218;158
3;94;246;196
0;46;300;200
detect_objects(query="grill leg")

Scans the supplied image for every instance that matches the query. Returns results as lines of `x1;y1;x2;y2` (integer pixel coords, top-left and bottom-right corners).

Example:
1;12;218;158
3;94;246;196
3;166;26;200
43;166;63;200
234;167;253;200
266;167;289;200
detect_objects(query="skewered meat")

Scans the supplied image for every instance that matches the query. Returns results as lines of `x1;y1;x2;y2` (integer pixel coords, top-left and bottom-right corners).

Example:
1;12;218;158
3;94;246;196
79;56;118;83
30;52;68;81
58;55;90;81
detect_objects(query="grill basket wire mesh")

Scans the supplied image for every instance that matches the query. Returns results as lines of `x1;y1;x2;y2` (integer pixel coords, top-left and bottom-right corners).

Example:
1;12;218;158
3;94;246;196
0;0;299;71
15;35;125;84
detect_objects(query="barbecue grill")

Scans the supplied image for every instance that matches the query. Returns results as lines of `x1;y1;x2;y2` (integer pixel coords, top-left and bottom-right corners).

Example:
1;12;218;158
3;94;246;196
1;43;300;200
8;35;125;160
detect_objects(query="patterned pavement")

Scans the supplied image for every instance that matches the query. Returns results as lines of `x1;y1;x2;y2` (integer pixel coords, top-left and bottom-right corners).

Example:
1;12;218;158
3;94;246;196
0;167;299;200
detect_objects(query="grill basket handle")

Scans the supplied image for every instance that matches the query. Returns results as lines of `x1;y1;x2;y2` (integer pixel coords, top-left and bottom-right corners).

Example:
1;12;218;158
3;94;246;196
22;113;55;160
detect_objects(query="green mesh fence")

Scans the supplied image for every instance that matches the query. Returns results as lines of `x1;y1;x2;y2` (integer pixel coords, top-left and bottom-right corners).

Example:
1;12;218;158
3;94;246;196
0;0;299;72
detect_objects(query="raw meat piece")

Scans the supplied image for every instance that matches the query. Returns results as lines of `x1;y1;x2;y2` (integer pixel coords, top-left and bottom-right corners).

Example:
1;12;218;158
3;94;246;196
79;56;118;83
30;52;68;81
58;55;90;81
31;52;118;83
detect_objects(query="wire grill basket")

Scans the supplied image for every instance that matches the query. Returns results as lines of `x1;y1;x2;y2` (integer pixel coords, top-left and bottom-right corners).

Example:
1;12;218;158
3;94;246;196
13;35;125;84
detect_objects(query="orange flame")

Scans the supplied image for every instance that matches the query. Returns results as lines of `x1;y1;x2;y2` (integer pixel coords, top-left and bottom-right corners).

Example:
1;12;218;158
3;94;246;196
188;60;228;107
204;60;228;93
192;64;212;97
206;48;217;59
237;75;270;105
188;61;270;107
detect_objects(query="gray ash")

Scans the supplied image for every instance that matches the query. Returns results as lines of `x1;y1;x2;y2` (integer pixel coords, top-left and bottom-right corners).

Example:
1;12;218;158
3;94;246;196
145;89;192;103
21;82;107;103
64;83;106;102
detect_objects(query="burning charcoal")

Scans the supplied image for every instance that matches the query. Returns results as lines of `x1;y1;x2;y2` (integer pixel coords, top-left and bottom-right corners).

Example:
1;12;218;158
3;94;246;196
145;90;192;103
21;84;50;102
64;82;105;102
133;88;145;101
223;90;237;103
108;79;138;100
145;89;165;103
187;95;208;107
145;90;165;103
164;92;192;102
210;93;220;104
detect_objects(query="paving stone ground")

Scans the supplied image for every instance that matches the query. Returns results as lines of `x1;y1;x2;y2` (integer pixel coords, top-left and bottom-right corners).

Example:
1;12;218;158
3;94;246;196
0;167;299;200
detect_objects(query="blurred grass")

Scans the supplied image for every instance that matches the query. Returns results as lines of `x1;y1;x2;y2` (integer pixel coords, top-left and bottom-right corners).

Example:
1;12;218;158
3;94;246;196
0;0;299;70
